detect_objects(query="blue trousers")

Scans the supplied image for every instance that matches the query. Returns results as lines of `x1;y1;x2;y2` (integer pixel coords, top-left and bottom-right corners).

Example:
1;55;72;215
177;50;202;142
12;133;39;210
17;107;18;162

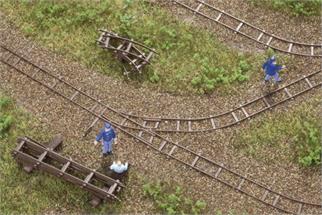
102;140;113;154
265;73;281;82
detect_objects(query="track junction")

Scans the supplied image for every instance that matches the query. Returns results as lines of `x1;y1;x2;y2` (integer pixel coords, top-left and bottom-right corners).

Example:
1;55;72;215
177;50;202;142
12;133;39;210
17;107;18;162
1;44;321;214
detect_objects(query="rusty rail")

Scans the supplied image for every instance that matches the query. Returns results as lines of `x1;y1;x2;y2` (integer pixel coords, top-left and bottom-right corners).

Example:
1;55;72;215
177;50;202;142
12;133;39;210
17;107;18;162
1;45;320;214
173;0;322;57
12;137;125;205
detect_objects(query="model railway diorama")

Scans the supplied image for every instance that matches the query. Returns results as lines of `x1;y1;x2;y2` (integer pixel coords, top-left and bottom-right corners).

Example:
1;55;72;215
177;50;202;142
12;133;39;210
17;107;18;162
0;0;321;214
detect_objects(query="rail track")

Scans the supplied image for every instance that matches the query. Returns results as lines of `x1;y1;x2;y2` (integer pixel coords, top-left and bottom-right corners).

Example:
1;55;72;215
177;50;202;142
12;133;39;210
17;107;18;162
172;0;322;57
13;136;125;205
117;71;321;133
1;44;320;214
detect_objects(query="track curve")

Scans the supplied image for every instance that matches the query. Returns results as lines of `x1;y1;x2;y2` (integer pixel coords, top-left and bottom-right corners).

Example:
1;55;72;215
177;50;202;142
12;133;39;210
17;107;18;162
172;0;322;57
119;71;321;133
1;44;320;214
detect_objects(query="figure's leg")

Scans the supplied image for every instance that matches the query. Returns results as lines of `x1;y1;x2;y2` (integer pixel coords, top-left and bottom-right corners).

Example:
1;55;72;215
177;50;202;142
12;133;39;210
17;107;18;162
273;73;281;82
264;74;271;82
109;140;113;153
103;141;109;154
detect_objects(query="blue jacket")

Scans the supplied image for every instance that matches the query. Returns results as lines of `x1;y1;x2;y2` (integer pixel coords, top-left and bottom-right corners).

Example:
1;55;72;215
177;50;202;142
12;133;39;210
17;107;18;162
265;63;283;76
262;57;275;71
96;128;116;143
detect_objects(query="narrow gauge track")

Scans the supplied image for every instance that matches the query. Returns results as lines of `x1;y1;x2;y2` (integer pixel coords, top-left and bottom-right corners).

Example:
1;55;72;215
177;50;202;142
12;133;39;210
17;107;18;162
120;71;321;133
0;45;320;214
173;0;322;57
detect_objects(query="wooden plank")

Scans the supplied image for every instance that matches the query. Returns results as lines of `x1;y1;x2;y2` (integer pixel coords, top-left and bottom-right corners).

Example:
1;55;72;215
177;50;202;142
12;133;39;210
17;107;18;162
257;32;264;41
125;42;132;53
237;178;245;190
235;22;243;32
104;37;110;48
38;151;48;162
70;91;79;101
241;107;249;117
120;118;127;126
273;195;280;206
15;139;26;152
210;118;216;129
191;153;201;167
188;121;192;131
262;97;271;108
145;52;154;61
297;203;303;215
138;131;143;137
176;120;180;131
288;43;293;52
158;141;167;151
214;166;223;178
311;46;314;56
232;112;239;122
168;145;177;156
142;121;147;127
108;183;118;195
149;135;154;143
215;13;222;21
83;171;95;186
60;161;71;176
284;87;292;98
261;190;269;201
194;2;203;13
266;36;273;46
90;103;99;112
32;68;40;77
305;77;313;88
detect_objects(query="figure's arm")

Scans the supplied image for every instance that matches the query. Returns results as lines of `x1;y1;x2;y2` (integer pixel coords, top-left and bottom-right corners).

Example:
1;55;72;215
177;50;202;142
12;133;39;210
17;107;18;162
94;130;103;145
112;129;117;144
110;162;116;170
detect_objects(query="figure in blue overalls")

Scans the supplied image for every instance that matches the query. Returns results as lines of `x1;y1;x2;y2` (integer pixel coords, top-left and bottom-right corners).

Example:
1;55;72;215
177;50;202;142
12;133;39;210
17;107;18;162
262;56;286;84
94;122;117;157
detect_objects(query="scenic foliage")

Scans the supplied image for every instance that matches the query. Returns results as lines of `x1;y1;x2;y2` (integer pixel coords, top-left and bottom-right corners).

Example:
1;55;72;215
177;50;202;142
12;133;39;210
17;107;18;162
0;95;120;214
0;0;260;94
250;0;322;16
143;182;207;215
236;98;321;167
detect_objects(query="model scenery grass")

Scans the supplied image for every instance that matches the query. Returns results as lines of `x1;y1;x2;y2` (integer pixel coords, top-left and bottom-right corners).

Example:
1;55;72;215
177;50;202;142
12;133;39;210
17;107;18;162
0;0;266;94
234;95;321;167
250;0;322;17
0;94;121;214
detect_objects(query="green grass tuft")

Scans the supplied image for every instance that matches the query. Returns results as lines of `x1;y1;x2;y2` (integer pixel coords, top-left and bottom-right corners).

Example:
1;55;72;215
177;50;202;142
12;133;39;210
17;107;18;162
0;93;121;214
234;96;321;167
250;0;322;17
143;181;207;215
1;0;263;94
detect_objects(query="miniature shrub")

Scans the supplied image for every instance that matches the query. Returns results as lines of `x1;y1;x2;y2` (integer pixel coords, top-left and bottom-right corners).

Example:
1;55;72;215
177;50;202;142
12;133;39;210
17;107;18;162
191;54;250;94
250;0;322;16
143;182;207;215
1;0;260;94
0;97;13;139
236;99;321;167
295;120;321;167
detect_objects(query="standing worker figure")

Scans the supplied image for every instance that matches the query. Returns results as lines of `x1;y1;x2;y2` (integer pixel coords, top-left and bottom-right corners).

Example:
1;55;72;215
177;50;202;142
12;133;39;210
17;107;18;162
94;122;117;157
262;56;286;84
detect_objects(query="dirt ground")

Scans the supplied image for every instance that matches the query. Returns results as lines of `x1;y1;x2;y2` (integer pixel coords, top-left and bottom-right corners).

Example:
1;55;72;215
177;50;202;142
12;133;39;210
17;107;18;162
0;1;321;214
